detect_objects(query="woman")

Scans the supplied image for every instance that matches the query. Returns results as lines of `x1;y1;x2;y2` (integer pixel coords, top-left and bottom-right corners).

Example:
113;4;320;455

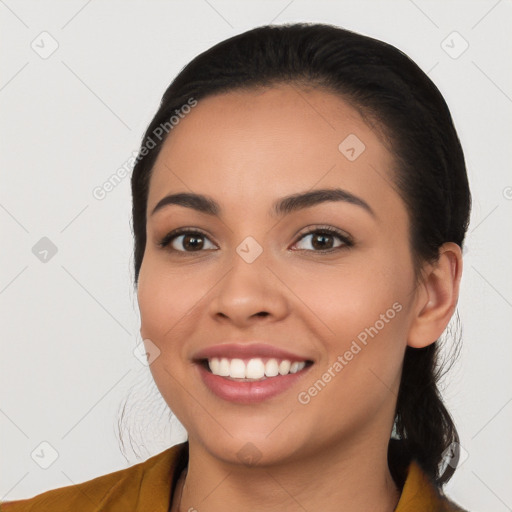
2;22;471;511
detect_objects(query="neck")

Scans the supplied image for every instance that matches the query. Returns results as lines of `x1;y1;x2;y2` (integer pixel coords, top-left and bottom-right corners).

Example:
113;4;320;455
177;436;401;512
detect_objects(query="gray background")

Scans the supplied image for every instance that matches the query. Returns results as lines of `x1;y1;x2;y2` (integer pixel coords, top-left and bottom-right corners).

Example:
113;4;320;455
1;1;511;510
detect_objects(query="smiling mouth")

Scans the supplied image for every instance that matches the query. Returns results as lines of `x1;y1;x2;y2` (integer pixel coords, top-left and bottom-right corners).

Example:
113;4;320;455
197;357;314;381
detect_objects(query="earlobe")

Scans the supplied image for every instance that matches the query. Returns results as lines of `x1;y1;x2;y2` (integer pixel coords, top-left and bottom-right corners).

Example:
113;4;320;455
407;243;463;349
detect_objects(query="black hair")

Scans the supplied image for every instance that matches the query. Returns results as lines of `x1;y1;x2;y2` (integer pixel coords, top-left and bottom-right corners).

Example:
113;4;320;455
130;22;471;487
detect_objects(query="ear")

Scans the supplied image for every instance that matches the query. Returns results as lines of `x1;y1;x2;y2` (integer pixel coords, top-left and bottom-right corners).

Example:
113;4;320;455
407;242;463;349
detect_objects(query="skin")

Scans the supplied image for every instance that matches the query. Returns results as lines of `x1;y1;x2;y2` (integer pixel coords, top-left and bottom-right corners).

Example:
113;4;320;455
136;84;463;512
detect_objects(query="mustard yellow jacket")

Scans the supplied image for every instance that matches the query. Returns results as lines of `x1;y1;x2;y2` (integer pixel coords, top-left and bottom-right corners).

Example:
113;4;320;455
1;442;468;511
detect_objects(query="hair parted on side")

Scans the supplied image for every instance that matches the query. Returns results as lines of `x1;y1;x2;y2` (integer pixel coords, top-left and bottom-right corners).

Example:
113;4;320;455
130;22;471;487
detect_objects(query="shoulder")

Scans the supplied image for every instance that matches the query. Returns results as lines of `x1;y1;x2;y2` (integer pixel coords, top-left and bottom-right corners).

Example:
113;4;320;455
0;443;187;512
396;459;470;512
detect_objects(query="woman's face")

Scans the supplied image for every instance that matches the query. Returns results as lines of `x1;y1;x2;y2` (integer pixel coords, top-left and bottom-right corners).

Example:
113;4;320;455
137;84;420;466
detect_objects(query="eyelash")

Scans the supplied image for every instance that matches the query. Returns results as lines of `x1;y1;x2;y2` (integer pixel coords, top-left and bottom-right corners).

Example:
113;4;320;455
157;225;354;255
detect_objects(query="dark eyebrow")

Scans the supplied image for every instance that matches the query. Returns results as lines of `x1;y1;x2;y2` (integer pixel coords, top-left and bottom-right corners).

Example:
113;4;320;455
150;188;375;218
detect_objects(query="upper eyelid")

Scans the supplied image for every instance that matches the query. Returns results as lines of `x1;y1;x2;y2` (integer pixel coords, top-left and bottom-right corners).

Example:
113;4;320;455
296;225;352;240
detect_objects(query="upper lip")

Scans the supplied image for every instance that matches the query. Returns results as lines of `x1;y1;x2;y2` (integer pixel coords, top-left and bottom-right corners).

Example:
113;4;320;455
193;343;314;363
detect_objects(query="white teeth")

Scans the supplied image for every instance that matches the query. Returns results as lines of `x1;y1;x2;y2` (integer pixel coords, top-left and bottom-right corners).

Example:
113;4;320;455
246;358;265;379
207;357;308;379
265;358;279;377
230;359;246;378
209;358;220;374
218;358;230;376
278;360;291;375
290;361;305;374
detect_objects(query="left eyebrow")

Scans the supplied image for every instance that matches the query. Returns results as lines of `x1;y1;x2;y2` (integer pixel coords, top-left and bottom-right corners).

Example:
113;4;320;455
271;188;375;218
150;187;376;219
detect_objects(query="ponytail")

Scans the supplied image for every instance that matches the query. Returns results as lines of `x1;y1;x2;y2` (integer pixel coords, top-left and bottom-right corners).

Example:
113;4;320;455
390;342;460;486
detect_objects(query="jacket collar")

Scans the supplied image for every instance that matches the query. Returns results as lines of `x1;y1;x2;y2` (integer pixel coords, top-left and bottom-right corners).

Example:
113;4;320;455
135;441;466;511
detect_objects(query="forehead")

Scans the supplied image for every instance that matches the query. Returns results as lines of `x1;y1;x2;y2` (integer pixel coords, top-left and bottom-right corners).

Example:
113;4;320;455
147;84;399;219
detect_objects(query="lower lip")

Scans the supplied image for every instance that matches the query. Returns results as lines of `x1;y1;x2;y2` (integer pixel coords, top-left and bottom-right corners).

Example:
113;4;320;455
196;363;313;404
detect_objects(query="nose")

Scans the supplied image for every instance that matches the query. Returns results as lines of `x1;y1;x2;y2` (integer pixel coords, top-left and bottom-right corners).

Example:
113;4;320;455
207;248;290;328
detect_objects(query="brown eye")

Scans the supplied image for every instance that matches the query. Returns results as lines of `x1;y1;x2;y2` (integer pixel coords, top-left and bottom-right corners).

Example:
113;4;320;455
292;227;353;252
176;233;205;251
159;229;216;252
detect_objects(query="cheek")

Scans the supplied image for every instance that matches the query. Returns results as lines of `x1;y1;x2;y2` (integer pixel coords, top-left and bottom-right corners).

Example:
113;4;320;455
293;272;410;432
290;252;412;337
137;259;185;349
290;250;414;389
137;256;214;355
136;260;199;416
